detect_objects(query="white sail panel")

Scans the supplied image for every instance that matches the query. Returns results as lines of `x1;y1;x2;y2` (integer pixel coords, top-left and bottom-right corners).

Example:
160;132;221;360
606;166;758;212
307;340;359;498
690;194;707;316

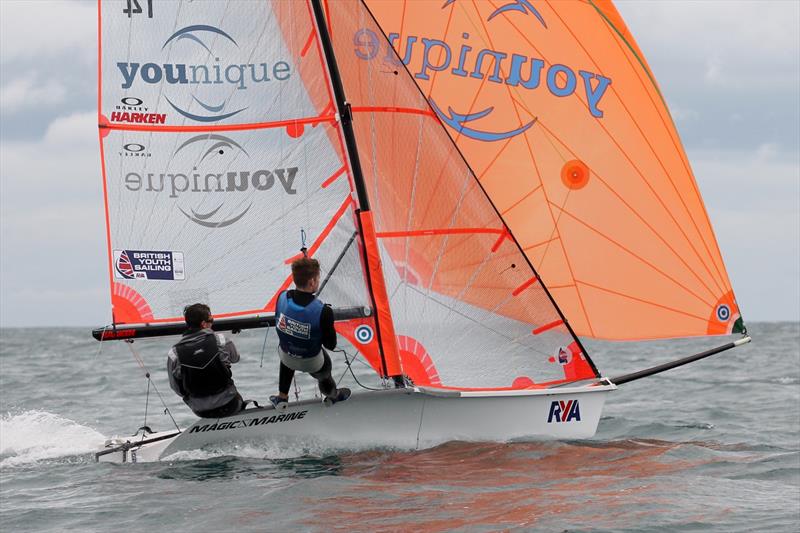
101;124;357;322
98;0;375;324
100;0;326;127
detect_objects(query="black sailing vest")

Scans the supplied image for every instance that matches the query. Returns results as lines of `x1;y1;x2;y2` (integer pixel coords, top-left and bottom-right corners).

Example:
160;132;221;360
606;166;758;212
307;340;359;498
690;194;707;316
175;332;232;397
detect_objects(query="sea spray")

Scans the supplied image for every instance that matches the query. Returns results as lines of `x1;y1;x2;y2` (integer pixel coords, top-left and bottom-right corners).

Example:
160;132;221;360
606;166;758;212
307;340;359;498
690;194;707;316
0;410;106;467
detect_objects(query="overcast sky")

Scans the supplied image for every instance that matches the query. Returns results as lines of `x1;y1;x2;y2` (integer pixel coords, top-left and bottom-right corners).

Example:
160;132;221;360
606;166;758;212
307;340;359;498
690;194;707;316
1;0;798;327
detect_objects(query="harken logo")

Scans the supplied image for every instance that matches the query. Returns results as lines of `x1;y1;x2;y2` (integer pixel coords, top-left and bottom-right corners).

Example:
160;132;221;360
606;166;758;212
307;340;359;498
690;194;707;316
122;133;299;228
116;24;292;122
356;0;611;141
111;97;166;125
547;399;581;423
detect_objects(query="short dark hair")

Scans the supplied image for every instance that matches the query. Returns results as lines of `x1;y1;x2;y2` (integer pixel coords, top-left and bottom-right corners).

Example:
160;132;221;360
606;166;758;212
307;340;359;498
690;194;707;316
292;257;320;288
184;303;212;328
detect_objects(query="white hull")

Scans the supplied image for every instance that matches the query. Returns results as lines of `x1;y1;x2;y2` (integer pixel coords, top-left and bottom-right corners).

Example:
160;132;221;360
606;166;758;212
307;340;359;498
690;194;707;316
97;383;614;463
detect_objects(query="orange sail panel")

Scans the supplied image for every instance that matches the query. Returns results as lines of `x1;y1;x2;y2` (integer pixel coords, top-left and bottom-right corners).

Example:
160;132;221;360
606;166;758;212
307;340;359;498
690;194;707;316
363;0;743;340
326;0;598;387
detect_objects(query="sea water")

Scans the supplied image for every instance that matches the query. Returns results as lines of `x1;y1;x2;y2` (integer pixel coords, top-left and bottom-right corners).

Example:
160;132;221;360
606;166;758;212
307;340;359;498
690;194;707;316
1;323;798;532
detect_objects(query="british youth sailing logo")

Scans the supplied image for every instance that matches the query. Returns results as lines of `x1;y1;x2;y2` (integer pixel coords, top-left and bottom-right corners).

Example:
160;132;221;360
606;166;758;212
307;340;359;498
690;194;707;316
115;24;292;123
355;1;612;141
122;134;299;228
114;250;185;281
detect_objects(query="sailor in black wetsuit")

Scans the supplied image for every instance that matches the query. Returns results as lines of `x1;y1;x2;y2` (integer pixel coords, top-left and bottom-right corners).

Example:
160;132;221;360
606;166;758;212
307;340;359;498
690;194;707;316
271;257;350;407
167;303;244;418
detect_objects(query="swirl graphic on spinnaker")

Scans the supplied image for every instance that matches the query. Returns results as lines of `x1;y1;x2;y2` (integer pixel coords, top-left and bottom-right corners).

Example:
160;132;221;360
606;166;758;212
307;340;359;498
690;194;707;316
429;99;536;142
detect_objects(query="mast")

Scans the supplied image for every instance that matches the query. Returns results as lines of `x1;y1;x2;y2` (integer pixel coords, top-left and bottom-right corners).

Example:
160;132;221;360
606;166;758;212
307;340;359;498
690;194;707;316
310;0;404;383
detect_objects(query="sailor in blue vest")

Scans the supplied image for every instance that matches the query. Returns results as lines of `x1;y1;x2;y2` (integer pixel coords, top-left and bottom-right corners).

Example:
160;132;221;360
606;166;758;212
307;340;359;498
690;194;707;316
271;257;350;407
167;303;244;418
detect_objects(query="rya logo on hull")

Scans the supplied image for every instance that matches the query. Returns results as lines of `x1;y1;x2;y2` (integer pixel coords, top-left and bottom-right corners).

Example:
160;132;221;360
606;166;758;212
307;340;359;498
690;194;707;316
547;399;581;423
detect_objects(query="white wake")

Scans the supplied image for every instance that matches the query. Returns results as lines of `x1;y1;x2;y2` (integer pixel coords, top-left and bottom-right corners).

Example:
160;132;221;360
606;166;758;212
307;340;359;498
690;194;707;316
0;410;107;467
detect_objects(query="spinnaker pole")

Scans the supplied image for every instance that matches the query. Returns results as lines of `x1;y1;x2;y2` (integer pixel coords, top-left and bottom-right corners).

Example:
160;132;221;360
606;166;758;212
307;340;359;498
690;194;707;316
310;0;404;384
608;336;751;385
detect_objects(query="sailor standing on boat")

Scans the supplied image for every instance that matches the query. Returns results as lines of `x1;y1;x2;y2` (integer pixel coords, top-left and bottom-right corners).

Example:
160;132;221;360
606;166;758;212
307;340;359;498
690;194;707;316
167;303;244;418
271;257;350;407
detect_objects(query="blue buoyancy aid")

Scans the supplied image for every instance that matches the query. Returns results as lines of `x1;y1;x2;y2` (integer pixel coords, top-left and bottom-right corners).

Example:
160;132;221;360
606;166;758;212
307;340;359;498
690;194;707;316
276;291;324;358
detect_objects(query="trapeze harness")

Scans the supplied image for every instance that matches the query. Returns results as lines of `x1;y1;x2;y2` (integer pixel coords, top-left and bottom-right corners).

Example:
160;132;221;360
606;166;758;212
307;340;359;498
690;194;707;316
276;291;324;358
174;332;233;397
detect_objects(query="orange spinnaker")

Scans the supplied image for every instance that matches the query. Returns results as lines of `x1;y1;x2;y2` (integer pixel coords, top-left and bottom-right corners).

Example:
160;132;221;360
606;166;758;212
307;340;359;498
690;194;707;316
364;0;742;340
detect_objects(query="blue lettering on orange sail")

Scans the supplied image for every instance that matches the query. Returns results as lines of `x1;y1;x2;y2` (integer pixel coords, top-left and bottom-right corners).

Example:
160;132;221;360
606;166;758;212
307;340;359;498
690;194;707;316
360;25;612;138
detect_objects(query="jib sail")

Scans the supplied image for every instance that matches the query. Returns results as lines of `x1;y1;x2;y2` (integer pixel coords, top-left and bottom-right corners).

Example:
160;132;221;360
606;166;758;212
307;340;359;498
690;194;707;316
321;0;599;387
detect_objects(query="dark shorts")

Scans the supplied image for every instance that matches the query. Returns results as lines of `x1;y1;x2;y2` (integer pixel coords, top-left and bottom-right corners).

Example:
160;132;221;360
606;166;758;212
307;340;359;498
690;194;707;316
195;392;244;419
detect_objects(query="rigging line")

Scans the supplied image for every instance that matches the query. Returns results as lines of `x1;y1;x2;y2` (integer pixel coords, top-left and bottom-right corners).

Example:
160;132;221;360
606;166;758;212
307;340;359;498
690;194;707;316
141;378;150;444
523;236;561;253
317;230;358;296
359;1;599;377
415;396;426;450
92;325;108;362
333;348;384;391
259;326;271;368
551;203;716;308
125;341;180;432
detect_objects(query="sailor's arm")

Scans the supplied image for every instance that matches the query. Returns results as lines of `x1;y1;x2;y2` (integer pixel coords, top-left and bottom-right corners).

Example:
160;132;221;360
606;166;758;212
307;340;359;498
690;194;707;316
216;332;240;365
321;304;336;350
166;348;185;397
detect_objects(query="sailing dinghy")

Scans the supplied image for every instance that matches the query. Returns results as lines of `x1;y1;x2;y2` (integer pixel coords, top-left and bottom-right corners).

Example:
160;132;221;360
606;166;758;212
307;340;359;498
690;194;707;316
93;0;749;463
